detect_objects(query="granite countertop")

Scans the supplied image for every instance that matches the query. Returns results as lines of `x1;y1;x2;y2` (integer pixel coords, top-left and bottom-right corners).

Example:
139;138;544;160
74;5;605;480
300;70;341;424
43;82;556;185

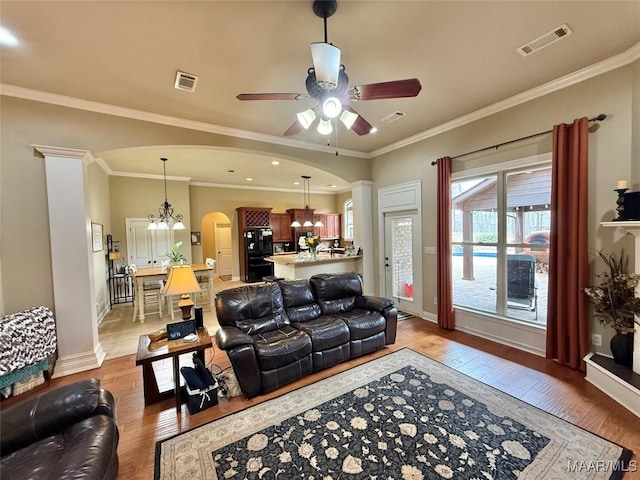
265;253;363;265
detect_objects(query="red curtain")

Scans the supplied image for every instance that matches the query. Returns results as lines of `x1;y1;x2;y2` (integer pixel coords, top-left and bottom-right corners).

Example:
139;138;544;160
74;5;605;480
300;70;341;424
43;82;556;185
546;117;590;371
437;156;455;329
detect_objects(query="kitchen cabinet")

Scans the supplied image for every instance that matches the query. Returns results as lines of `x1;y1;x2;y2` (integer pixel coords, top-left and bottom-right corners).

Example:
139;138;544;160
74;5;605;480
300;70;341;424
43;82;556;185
318;213;341;239
313;214;327;238
270;213;293;242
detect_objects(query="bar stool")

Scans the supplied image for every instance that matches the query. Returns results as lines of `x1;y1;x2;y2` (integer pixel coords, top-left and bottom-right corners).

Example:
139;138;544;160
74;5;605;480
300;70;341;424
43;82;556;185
131;266;163;323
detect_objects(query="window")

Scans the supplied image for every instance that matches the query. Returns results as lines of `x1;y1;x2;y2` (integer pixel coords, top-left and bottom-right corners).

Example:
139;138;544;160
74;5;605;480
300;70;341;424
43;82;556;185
343;199;353;240
451;165;551;325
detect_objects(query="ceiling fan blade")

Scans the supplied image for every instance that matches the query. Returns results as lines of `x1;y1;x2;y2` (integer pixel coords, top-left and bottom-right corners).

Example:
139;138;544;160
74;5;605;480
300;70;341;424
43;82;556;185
350;78;422;101
236;93;305;101
345;106;374;136
283;120;304;137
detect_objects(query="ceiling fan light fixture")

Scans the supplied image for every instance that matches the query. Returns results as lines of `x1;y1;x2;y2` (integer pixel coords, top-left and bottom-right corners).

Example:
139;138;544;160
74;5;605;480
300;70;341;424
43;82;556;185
322;97;342;118
339;109;358;129
297;108;317;129
310;42;341;89
317;118;333;135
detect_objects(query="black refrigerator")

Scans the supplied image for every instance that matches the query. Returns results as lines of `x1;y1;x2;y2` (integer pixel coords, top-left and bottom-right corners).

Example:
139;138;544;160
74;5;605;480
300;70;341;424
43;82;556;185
244;228;274;282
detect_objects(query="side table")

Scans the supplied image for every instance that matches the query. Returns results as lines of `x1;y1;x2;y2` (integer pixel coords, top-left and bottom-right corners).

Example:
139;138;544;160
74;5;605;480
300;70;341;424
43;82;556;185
135;327;212;413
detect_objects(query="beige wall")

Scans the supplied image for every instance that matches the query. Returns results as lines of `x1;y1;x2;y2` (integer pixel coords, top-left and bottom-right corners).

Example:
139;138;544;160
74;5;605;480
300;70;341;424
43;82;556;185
189;185;339;278
0;96;368;313
86;161;111;318
109;176;192;264
372;60;639;353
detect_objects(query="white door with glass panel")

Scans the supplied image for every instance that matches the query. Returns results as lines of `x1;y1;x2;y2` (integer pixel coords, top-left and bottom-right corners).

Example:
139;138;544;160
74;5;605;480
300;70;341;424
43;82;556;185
384;212;422;315
126;218;173;268
215;222;233;278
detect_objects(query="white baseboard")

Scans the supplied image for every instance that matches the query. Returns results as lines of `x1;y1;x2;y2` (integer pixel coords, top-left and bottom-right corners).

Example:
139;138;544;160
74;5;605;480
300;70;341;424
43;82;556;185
585;353;640;418
421;311;437;323
52;343;106;378
427;310;546;357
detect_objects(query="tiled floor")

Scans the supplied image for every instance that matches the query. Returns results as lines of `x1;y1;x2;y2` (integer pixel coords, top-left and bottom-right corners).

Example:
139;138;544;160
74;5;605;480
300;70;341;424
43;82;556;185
98;277;247;360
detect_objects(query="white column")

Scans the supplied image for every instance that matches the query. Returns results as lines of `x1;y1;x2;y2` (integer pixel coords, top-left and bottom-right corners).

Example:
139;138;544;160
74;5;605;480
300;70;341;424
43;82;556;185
351;180;374;294
33;145;105;377
601;221;640;375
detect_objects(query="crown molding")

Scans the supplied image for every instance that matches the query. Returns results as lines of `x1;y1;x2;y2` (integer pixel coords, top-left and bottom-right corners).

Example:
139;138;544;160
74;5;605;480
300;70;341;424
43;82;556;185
189;181;338;195
9;43;640;161
2;84;368;159
31;144;96;165
94;157;112;175
109;171;192;182
371;41;640;158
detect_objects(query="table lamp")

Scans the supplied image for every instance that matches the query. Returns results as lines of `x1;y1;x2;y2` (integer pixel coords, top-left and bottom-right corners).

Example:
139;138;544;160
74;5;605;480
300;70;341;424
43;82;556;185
163;265;202;320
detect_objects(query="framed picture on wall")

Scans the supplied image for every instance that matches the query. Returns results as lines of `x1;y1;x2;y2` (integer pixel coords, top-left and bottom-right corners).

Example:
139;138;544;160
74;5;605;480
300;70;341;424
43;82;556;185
91;222;103;252
191;231;201;245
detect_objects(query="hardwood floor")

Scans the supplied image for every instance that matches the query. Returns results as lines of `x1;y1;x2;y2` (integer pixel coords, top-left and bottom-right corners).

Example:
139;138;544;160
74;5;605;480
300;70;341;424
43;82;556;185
13;318;640;479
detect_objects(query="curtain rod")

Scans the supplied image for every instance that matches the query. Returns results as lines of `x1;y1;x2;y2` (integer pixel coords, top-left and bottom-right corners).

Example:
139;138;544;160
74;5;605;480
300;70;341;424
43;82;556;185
429;113;607;166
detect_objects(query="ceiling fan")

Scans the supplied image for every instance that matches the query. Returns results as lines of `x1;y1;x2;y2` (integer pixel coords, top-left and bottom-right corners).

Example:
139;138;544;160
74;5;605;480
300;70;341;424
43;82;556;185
236;0;422;137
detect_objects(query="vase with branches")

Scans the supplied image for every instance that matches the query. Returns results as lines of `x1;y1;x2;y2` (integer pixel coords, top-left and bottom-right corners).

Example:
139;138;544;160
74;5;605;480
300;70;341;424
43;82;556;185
584;250;640;366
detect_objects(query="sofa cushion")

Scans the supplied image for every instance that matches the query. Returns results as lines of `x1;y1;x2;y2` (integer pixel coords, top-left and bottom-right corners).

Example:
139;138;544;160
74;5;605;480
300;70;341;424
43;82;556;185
279;279;322;323
331;309;386;341
254;326;312;371
293;317;350;352
215;283;289;334
310;273;363;315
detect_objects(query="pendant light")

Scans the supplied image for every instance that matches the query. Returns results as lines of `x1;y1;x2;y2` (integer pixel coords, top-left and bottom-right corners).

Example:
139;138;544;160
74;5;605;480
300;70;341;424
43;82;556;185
147;157;185;230
290;175;324;228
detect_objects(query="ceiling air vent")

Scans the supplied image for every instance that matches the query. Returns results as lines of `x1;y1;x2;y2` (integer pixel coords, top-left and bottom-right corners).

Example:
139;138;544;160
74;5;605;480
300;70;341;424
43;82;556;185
380;111;406;124
174;71;199;92
517;23;573;57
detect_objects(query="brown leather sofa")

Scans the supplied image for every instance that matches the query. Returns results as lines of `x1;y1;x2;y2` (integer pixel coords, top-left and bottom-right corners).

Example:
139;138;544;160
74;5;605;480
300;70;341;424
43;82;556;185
215;272;397;398
0;378;119;480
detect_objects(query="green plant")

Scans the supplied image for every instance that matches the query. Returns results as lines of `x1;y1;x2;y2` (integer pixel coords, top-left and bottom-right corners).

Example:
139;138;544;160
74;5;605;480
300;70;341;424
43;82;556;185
584;250;640;335
165;241;186;263
475;233;497;243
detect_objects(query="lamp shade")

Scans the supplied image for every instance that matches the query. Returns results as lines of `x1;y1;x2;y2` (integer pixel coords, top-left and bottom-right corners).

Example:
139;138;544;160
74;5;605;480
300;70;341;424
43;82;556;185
108;252;122;260
310;42;340;89
297;109;317;129
317;118;333;135
172;221;186;230
340;109;358;130
163;266;202;297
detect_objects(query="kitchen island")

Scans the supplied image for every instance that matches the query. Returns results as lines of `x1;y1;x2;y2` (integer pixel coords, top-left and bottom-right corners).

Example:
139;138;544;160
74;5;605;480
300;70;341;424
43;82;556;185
264;253;363;280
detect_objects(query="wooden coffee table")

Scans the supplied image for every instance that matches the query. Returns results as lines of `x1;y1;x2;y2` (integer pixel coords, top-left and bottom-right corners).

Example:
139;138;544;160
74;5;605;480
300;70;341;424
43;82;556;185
135;327;212;413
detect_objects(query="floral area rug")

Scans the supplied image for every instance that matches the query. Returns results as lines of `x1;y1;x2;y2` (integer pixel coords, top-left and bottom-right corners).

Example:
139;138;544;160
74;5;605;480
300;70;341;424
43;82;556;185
155;349;632;480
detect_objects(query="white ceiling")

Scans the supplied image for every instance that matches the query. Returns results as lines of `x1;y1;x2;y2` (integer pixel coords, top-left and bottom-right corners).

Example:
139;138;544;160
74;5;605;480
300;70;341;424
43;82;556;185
1;0;639;190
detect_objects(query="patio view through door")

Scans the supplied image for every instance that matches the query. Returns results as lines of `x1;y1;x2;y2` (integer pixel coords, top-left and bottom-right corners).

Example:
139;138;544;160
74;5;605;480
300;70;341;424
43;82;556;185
384;212;421;316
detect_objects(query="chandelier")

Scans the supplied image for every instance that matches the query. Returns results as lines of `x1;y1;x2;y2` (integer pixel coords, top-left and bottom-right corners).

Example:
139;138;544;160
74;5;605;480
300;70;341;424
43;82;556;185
147;157;185;230
291;175;324;228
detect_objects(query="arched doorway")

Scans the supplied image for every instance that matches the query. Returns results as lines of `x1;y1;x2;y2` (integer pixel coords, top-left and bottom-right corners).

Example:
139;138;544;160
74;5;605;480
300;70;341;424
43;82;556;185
201;212;233;280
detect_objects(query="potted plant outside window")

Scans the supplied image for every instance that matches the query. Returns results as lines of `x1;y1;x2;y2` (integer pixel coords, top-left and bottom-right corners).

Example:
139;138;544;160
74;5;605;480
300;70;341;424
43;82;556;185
584;250;640;366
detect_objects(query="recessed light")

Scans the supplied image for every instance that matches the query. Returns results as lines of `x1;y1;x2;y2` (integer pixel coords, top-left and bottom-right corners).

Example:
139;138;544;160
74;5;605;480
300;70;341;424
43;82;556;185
0;26;19;47
330;185;337;188
271;161;280;165
293;181;300;185
246;177;253;181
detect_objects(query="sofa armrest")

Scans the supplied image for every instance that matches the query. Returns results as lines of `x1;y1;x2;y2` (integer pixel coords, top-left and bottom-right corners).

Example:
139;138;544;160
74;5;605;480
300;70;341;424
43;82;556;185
355;295;394;312
0;378;108;456
215;326;255;351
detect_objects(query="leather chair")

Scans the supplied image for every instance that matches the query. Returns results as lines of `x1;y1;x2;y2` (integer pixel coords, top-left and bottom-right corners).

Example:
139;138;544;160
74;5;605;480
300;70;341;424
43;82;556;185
215;282;313;399
279;279;351;371
0;378;119;480
310;273;397;358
